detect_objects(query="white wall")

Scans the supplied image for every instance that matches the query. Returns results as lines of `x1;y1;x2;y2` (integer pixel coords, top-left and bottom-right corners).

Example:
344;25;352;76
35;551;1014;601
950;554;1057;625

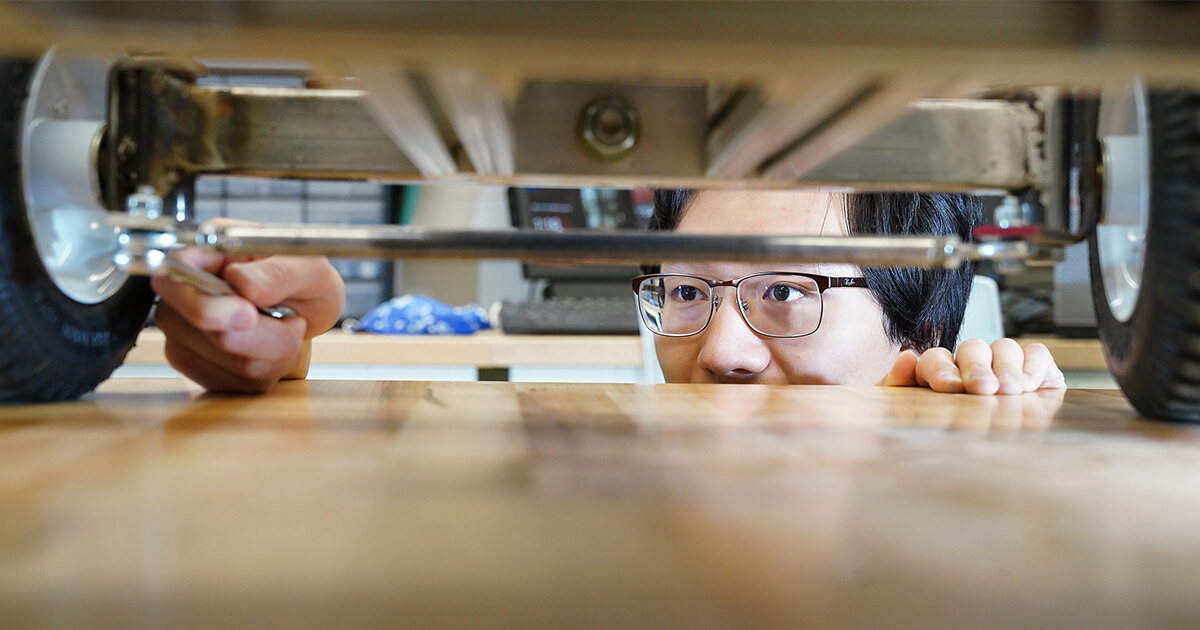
399;184;529;309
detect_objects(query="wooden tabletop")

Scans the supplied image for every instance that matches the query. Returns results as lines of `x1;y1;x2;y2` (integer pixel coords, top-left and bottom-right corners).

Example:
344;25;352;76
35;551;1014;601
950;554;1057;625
125;329;647;368
0;378;1196;628
125;329;1107;370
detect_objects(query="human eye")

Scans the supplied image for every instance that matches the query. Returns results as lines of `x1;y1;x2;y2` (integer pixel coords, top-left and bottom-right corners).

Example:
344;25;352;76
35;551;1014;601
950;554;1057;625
754;274;824;303
668;281;709;303
762;282;810;302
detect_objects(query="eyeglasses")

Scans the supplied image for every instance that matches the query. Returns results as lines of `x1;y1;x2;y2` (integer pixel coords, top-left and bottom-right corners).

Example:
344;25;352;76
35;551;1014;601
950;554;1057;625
631;272;868;338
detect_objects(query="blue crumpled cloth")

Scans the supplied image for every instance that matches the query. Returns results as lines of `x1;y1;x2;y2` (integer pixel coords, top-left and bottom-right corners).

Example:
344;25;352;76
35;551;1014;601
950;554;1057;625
352;295;491;335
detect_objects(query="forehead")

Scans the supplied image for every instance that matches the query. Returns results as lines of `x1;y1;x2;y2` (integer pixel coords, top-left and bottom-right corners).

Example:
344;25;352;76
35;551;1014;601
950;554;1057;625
675;190;847;236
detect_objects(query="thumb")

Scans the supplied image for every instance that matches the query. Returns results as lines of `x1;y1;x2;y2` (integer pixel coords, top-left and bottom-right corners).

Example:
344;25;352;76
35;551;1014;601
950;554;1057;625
223;256;345;333
224;256;341;304
881;349;920;387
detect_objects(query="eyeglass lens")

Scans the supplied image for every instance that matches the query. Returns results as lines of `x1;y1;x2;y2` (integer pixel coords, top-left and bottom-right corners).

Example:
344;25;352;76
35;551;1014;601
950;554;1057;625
637;274;823;337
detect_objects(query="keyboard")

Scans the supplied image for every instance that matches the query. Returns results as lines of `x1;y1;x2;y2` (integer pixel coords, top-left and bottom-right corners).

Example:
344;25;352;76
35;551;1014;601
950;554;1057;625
498;296;641;335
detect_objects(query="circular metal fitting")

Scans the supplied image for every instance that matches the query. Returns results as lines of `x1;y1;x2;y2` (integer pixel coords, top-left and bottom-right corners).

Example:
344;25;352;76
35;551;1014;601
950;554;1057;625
579;96;639;159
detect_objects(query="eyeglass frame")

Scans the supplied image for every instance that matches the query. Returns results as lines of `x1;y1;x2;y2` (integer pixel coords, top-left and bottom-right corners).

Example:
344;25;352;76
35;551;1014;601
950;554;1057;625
631;271;869;339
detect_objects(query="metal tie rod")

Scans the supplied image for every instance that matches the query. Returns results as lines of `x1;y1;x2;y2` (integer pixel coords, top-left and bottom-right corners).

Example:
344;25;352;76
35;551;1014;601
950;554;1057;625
109;217;1022;270
186;224;1014;269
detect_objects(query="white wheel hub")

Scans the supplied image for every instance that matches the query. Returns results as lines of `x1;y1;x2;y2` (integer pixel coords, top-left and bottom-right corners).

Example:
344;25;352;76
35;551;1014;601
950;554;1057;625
1095;78;1151;324
20;50;127;305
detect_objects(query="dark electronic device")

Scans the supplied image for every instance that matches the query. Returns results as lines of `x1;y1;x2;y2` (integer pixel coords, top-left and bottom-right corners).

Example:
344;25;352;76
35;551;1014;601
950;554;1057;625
499;187;653;334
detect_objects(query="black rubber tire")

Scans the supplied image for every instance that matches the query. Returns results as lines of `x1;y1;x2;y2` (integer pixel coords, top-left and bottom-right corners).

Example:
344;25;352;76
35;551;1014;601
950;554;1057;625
0;59;154;403
1089;91;1200;422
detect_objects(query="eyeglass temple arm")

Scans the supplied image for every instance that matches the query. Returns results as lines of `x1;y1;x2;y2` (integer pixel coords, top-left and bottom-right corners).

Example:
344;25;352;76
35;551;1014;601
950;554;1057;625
823;276;870;291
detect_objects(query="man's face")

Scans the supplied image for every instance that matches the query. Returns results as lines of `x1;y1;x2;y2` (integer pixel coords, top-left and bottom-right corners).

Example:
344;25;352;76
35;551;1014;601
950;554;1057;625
654;190;902;385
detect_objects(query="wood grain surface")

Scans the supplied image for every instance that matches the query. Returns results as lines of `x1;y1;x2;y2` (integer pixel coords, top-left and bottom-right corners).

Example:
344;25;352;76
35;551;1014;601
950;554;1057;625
125;329;647;368
124;329;1108;371
0;379;1196;629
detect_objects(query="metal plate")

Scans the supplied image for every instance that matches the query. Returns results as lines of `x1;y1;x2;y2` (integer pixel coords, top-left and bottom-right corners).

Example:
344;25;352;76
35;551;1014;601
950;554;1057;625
513;82;706;179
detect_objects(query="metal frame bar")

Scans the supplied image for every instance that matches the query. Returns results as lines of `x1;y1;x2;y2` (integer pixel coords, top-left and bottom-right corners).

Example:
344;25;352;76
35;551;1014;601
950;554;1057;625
106;60;422;207
106;60;1055;200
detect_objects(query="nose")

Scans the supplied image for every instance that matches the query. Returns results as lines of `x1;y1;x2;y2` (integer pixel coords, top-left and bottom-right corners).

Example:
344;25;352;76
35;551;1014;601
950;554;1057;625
695;289;771;380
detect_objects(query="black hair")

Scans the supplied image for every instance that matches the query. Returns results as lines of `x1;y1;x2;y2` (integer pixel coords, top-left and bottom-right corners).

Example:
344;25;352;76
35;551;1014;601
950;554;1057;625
648;189;980;352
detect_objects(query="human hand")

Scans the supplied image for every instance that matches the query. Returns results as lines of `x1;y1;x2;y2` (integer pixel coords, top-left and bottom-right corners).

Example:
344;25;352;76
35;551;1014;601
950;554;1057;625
881;338;1066;395
151;220;345;393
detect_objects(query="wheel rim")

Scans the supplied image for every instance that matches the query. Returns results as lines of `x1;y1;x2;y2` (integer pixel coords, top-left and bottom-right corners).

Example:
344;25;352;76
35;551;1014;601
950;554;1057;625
1096;78;1151;324
20;49;127;305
